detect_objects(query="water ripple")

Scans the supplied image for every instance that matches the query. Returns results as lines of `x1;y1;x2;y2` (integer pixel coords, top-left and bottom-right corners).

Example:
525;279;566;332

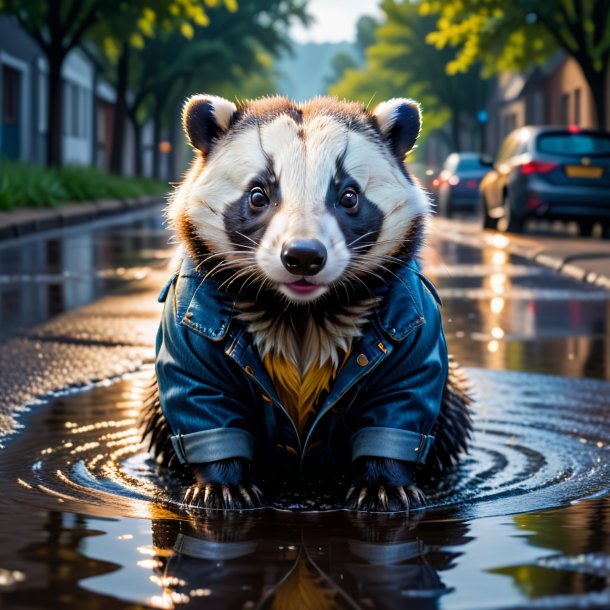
1;368;608;520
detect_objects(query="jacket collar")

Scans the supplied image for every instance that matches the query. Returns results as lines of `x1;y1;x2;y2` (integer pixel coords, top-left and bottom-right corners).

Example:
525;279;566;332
168;256;441;343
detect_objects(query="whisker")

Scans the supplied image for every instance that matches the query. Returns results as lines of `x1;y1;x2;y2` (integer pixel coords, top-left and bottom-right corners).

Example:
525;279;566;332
235;232;261;247
346;231;376;248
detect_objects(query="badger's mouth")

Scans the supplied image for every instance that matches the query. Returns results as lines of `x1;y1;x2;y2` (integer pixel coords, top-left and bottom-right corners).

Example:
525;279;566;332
280;278;328;302
286;279;318;294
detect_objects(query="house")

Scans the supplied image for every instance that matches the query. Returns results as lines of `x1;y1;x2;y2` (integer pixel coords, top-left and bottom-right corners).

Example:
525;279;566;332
0;15;161;178
0;16;98;166
484;52;610;155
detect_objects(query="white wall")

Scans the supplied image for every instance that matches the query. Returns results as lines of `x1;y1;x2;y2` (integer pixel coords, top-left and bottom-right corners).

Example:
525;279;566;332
61;48;94;166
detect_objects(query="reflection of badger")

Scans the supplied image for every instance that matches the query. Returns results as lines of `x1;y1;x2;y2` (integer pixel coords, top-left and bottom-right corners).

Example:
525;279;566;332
142;94;472;512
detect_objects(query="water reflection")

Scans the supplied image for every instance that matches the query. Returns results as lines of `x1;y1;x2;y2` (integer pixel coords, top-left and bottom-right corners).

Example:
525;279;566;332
426;236;610;380
145;512;462;609
488;501;610;606
0;207;169;342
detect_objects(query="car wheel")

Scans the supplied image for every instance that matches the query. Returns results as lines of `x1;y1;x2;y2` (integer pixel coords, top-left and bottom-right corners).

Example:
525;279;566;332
482;196;497;230
578;221;594;237
502;193;524;233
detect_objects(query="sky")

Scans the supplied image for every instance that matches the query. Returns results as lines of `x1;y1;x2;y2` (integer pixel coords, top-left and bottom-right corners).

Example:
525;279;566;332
290;0;382;43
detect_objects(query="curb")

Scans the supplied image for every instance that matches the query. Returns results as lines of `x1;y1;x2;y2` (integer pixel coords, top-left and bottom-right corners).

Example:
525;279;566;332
528;249;610;290
0;196;165;241
433;218;610;291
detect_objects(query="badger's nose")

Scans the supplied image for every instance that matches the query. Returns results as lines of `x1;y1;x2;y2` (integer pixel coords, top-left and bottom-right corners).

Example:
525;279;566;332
281;239;327;276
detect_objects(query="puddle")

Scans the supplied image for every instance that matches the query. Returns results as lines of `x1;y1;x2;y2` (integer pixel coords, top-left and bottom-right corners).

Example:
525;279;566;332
0;369;608;609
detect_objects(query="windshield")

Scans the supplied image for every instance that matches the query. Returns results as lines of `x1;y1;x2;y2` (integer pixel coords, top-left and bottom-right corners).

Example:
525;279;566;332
537;132;610;156
455;158;487;171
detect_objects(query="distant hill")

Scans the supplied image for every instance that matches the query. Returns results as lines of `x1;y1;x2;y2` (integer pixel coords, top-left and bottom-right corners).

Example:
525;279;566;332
277;41;362;102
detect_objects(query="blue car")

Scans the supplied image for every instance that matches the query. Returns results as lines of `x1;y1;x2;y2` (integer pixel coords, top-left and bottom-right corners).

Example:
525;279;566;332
480;126;610;235
434;153;489;217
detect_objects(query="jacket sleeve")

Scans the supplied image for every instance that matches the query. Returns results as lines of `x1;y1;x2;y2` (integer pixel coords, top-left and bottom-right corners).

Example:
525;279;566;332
346;287;448;465
155;281;257;466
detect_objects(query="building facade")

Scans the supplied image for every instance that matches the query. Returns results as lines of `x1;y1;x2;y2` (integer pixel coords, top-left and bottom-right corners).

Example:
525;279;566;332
484;52;610;155
0;15;159;177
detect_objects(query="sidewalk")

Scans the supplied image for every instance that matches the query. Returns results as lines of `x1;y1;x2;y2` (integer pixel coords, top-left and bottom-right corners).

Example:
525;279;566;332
0;196;164;240
434;217;610;290
0;266;167;442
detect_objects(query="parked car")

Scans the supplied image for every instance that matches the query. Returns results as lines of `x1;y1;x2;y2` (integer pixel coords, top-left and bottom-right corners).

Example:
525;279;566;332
480;126;610;235
433;152;489;217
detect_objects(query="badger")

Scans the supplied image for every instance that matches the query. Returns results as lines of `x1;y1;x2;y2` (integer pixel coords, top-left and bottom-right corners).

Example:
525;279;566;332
142;94;472;512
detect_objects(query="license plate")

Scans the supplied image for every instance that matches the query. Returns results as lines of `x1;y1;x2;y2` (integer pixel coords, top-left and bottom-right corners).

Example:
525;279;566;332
565;165;603;178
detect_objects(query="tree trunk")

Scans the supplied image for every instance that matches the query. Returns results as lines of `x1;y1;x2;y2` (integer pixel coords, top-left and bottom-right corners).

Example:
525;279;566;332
167;105;179;182
46;51;64;167
109;46;129;174
152;104;162;180
129;113;144;177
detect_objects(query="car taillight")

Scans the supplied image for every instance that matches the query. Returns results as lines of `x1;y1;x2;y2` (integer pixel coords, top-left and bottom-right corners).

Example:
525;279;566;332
520;161;558;175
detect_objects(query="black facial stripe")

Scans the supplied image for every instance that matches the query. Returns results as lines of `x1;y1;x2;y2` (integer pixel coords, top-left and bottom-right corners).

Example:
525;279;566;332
326;157;383;253
223;160;280;251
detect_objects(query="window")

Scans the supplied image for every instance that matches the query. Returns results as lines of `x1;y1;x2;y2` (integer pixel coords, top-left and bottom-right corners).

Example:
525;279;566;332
63;80;88;138
561;93;570;124
574;88;581;125
455;157;487;171
38;68;47;133
2;65;20;124
537;132;610;155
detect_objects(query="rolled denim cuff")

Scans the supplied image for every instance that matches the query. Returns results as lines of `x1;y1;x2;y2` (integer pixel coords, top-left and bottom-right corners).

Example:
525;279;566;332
170;428;255;465
350;427;435;464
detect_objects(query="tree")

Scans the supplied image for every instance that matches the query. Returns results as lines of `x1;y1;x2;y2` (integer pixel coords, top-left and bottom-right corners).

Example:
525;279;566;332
0;0;215;167
0;0;120;165
330;0;488;152
355;15;379;55
87;1;225;174
325;52;358;88
110;0;309;178
422;0;610;127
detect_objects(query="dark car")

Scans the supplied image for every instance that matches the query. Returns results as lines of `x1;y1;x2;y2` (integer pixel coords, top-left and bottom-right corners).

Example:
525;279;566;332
480;126;610;235
433;152;489;217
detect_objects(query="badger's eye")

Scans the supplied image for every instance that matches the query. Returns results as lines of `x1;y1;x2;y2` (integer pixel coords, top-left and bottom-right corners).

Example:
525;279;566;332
339;187;358;212
249;187;269;210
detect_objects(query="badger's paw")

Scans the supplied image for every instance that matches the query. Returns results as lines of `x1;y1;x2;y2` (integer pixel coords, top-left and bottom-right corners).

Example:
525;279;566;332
344;482;426;513
181;458;265;511
344;456;427;513
182;481;265;511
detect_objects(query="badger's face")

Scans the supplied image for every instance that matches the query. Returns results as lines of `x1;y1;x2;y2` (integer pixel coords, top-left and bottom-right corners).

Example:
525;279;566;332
172;95;429;303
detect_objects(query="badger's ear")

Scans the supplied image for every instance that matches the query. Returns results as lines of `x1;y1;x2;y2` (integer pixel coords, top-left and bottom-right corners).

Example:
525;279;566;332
182;94;237;155
373;98;422;160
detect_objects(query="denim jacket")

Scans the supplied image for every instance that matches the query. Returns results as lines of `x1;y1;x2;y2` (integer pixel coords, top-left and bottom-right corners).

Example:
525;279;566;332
155;256;448;478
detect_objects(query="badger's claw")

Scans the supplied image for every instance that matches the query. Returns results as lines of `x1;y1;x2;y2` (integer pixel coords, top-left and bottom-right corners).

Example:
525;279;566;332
345;483;427;513
182;482;265;511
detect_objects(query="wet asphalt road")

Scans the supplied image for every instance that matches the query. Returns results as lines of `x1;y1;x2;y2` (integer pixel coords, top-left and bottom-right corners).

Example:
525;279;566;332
1;208;609;381
0;209;609;610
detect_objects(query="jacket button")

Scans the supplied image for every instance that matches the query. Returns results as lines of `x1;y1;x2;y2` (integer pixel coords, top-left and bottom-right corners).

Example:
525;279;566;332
244;365;254;376
356;354;368;366
185;311;193;318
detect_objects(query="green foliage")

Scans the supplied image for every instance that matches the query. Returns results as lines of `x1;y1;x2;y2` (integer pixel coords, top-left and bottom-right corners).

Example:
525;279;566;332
422;0;610;125
0;163;165;210
325;51;359;88
355;15;380;54
329;0;488;152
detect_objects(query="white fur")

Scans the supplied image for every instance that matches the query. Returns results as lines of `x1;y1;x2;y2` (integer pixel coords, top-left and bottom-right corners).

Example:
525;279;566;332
170;98;431;369
183;94;237;132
